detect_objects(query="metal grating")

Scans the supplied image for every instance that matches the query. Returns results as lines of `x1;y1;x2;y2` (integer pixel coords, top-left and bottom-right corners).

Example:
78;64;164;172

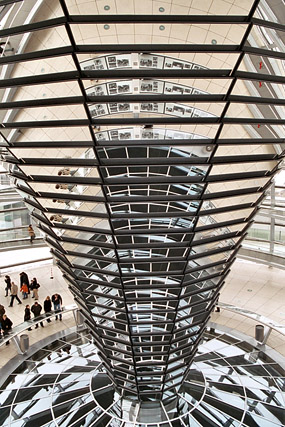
0;327;284;426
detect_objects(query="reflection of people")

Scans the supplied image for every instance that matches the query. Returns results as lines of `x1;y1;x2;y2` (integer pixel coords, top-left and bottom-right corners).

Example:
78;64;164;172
0;41;14;56
50;214;68;223
62;343;72;354
53;199;66;203
215;298;221;313
55;183;75;191
58;168;77;176
28;224;35;243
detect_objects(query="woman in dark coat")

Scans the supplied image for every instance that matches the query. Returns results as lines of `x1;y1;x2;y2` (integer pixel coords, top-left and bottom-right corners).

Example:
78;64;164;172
44;296;52;323
20;272;30;294
4;275;11;297
24;305;32;331
1;314;13;335
1;314;12;344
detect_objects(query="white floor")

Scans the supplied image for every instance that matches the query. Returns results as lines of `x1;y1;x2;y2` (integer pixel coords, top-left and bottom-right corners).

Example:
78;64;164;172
0;248;74;327
0;250;284;364
222;258;285;325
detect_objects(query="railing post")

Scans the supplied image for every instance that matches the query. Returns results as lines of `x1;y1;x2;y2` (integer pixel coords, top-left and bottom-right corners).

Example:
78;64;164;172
74;309;85;330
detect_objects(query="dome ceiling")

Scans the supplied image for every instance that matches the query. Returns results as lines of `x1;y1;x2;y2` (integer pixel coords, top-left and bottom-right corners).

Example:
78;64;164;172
0;0;284;403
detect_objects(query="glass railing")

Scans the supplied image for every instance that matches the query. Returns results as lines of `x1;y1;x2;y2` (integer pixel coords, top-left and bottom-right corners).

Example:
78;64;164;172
243;178;285;263
0;226;41;243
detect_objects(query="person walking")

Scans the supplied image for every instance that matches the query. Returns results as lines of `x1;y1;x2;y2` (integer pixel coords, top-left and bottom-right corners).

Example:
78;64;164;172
51;294;63;320
30;278;40;300
9;282;22;307
28;224;35;243
44;296;52;323
20;282;29;299
31;301;44;328
4;275;12;297
24;305;32;331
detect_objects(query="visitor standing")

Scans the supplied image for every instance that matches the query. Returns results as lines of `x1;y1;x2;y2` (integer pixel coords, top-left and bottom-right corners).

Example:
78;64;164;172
9;282;22;307
4;275;11;296
20;282;29;299
31;302;44;328
28;224;35;243
0;304;5;327
30;278;40;300
51;294;63;320
1;314;13;345
20;272;30;294
1;314;13;335
44;296;52;323
24;305;32;331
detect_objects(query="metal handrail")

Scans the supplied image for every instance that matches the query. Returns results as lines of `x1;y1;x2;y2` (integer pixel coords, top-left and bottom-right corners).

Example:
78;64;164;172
0;225;31;233
0;304;80;353
216;302;285;345
217;302;285;335
1;301;284;355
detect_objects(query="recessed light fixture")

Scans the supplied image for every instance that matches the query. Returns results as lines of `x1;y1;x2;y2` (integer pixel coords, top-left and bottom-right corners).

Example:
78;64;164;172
159;7;165;12
41;68;45;73
104;5;110;10
211;39;217;44
42;93;46;97
159;25;165;31
104;24;110;30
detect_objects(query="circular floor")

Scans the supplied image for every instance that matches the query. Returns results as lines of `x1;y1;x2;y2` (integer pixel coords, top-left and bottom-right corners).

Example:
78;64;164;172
0;327;284;426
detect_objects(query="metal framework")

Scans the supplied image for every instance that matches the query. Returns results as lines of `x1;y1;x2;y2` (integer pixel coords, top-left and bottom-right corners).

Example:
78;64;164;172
1;0;285;404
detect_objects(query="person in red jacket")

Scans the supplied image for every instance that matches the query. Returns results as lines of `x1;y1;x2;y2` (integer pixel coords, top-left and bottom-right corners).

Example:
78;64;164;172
20;283;29;299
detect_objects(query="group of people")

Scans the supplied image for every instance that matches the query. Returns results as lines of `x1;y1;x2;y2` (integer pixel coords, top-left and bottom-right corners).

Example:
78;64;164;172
23;293;63;330
5;272;41;305
1;272;63;341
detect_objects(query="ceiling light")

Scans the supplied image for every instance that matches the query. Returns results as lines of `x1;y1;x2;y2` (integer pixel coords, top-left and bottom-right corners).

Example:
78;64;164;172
211;39;217;44
104;5;110;10
159;25;165;31
159;7;165;12
104;24;110;30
